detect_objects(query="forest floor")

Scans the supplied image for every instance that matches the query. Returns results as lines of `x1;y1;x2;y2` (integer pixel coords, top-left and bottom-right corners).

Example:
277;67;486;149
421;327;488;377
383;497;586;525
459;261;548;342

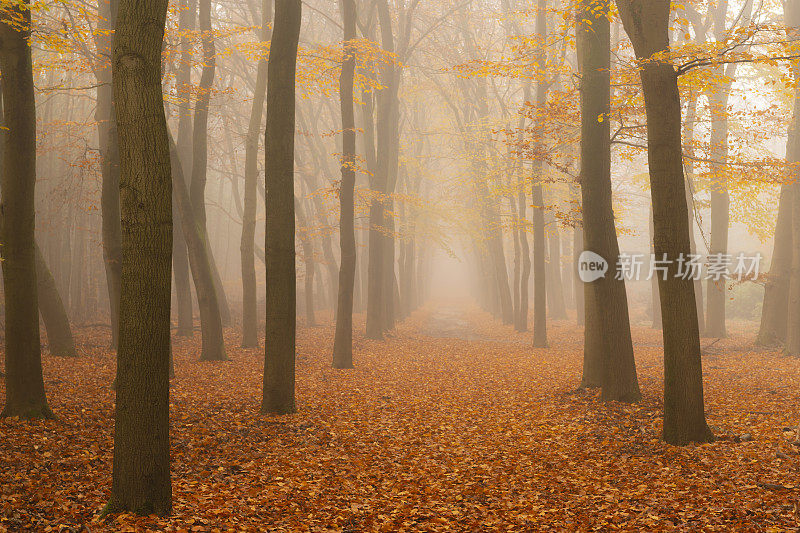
2;300;800;532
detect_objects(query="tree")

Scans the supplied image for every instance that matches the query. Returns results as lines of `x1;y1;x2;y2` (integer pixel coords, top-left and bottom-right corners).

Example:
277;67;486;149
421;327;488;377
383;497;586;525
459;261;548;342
262;0;302;415
190;0;232;327
333;0;357;369
0;0;54;419
105;0;173;514
94;0;123;349
241;0;273;348
616;0;714;444
168;133;226;362
35;242;77;358
577;0;640;402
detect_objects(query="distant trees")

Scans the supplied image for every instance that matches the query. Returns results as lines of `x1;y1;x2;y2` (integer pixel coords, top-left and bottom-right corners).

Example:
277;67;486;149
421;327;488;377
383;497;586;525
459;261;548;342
616;0;714;444
262;0;302;415
106;0;173;513
0;0;53;419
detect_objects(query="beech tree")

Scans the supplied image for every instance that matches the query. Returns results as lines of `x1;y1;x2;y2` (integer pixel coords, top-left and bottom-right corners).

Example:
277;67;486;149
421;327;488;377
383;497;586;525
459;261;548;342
0;0;53;419
262;0;302;415
616;0;714;444
106;0;173;513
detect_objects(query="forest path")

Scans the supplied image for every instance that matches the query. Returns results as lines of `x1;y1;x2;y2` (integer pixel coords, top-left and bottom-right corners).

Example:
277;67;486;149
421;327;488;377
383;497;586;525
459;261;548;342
422;304;487;341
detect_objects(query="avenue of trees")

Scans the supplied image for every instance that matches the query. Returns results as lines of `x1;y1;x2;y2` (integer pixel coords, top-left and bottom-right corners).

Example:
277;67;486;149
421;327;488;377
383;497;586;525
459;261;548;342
2;0;799;516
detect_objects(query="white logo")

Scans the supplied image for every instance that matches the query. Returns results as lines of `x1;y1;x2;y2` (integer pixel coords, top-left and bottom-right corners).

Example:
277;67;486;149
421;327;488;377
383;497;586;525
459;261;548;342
578;251;608;283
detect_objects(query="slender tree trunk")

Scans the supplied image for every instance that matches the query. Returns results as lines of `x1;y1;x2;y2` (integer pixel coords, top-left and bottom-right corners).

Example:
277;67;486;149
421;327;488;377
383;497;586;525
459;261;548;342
757;184;792;345
105;0;173;513
0;1;53;419
190;0;231;326
35;241;77;358
262;0;301;415
96;0;123;349
168;134;226;361
705;89;731;338
333;0;357;368
241;0;273;348
173;0;197;338
617;0;713;444
683;94;705;332
531;0;548;348
577;0;640;402
296;199;317;326
783;2;800;354
546;217;568;320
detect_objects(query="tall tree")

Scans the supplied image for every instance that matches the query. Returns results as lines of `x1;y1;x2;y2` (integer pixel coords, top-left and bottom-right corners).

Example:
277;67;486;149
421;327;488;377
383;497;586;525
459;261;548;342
95;0;123;348
190;0;232;326
262;0;302;415
577;0;640;402
241;0;273;348
333;0;358;369
0;0;53;419
35;242;77;358
616;0;714;444
173;0;198;338
105;0;173;513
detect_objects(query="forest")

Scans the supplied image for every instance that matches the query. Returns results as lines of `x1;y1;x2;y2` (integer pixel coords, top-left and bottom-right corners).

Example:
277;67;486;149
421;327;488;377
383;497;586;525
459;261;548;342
2;0;800;530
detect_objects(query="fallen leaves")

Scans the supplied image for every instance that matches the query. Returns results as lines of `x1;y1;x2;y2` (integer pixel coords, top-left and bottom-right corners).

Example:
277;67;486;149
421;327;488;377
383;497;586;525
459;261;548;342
1;302;800;531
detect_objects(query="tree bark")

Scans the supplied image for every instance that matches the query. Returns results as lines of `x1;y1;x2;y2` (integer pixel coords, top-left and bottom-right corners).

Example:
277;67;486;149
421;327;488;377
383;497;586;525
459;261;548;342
106;0;173;513
757;184;792;346
333;0;357;369
241;0;273;348
0;1;53;419
617;0;713;444
262;0;301;415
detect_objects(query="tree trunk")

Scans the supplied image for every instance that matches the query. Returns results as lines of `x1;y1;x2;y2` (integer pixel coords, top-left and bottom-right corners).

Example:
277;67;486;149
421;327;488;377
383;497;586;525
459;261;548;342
783;1;800;354
96;0;123;349
0;1;53;419
616;0;713;444
705;89;731;338
106;0;173;513
241;0;273;348
333;0;357;369
546;217;568;320
190;0;232;326
262;0;301;415
757;184;792;346
577;0;640;402
168;134;226;361
35;241;77;358
173;0;197;338
296;199;316;327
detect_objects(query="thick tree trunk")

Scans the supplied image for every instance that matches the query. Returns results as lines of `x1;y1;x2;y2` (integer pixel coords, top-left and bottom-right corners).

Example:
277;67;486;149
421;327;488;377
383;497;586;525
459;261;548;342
0;1;53;419
241;0;273;348
617;0;713;444
262;0;301;415
173;0;197;338
333;0;357;369
106;0;173;513
96;0;123;349
168;134;226;361
649;207;662;329
35;242;77;358
190;0;231;327
577;0;640;402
